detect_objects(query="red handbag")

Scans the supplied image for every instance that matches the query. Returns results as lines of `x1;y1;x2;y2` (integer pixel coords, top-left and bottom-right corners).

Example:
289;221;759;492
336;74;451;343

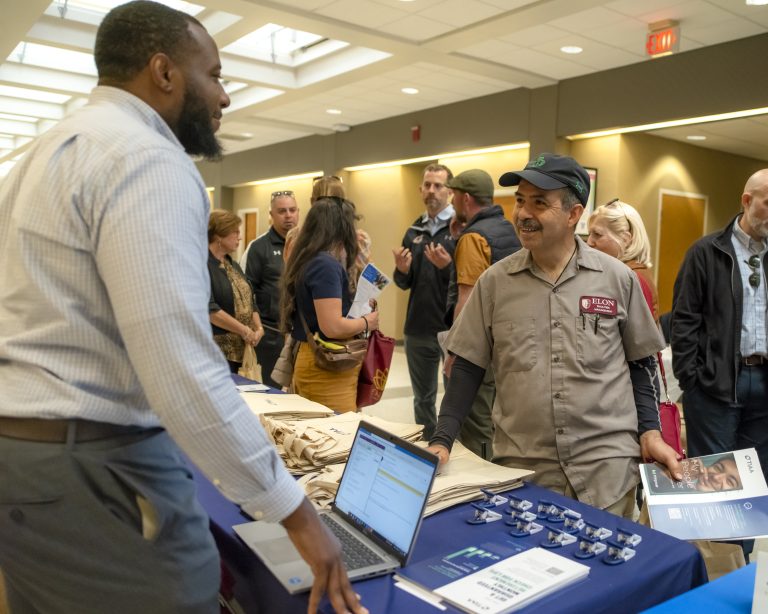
356;330;395;408
659;353;685;458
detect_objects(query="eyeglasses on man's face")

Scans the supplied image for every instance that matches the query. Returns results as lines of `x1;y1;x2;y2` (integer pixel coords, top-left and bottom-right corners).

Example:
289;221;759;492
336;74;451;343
746;254;761;289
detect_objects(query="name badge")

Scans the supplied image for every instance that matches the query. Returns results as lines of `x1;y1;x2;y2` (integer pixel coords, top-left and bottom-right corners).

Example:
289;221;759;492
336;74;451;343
579;296;617;316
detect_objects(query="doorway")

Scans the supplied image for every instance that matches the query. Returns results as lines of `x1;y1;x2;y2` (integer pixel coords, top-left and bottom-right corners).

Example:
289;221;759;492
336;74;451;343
656;190;707;315
238;208;260;263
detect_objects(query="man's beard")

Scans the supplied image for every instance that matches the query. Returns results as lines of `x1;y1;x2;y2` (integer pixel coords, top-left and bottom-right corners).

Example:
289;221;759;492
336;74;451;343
745;207;768;239
176;85;222;160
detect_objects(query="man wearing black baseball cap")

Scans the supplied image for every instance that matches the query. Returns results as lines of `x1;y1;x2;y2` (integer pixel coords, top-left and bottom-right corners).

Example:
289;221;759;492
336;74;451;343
429;153;682;517
498;152;591;204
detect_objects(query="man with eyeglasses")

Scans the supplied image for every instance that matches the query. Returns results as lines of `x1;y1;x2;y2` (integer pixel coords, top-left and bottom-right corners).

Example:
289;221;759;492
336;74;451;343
393;164;456;440
672;168;768;490
243;190;299;387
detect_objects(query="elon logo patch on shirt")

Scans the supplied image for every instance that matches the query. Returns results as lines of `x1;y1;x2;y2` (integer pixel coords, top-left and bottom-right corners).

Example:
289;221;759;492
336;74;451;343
579;296;618;316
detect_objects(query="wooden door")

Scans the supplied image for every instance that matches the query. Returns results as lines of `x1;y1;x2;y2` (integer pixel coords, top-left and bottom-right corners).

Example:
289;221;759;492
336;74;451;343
238;209;259;263
657;191;706;315
496;195;517;224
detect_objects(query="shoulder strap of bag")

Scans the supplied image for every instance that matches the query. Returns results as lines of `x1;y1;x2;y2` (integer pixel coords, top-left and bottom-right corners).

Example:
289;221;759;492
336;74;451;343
658;351;671;403
297;308;318;348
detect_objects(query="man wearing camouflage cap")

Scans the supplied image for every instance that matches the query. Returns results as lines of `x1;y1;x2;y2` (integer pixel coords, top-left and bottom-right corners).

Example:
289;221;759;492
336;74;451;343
430;154;682;517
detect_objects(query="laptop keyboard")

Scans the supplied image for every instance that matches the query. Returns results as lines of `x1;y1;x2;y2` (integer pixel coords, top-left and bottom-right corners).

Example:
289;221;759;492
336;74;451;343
321;514;386;571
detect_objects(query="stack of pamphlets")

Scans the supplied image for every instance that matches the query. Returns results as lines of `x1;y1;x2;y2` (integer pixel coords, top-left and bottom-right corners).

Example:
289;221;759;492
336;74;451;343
239;391;334;422
640;448;768;540
262;412;423;474
396;541;589;614
297;441;533;516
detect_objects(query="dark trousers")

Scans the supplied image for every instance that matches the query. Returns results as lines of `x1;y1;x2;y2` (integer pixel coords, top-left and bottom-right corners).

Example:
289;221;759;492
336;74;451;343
684;364;768;477
256;327;285;389
683;363;768;561
404;334;444;440
0;429;220;614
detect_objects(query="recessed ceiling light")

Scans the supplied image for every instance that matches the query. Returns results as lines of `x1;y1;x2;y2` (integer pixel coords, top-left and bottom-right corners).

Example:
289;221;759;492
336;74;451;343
686;135;707;141
326;108;342;115
746;0;768;6
241;132;254;138
560;46;583;54
401;87;419;95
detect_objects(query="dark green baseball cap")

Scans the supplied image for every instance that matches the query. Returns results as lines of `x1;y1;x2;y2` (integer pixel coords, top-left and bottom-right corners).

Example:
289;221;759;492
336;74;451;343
446;169;494;200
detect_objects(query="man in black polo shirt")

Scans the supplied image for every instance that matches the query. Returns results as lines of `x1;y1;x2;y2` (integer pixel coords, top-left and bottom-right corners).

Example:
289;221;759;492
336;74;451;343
244;190;299;387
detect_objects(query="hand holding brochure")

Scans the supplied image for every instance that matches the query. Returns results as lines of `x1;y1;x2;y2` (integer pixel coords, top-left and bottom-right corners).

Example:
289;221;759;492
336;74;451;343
347;262;390;318
640;448;768;540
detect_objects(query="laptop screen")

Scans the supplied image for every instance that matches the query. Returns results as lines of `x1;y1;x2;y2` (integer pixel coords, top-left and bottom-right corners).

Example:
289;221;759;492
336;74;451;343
333;421;437;562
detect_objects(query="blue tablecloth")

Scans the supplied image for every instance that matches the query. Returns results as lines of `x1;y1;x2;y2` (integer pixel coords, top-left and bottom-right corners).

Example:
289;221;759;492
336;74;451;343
191;458;707;614
642;563;755;613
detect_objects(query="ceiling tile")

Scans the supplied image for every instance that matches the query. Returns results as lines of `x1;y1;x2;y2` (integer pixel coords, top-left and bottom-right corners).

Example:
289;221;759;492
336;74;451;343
548;6;627;32
532;36;645;70
377;14;455;41
498;24;572;47
605;0;690;19
581;17;647;49
269;0;336;10
491;46;593;80
315;0;409;28
371;0;447;13
683;18;765;46
424;0;504;28
481;0;539;9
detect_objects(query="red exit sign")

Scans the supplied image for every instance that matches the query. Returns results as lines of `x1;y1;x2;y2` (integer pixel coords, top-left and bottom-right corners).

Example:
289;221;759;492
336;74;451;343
646;21;680;57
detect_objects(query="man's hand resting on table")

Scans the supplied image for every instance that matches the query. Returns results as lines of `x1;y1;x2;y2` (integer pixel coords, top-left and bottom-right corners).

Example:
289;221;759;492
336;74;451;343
426;444;450;467
282;498;368;614
640;430;683;481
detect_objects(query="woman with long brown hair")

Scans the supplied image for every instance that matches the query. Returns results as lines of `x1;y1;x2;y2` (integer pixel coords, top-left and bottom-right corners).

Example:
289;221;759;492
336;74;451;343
280;198;379;411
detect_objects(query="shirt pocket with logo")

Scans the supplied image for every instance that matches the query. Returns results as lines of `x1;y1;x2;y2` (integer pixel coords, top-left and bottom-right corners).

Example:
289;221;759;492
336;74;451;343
493;317;537;372
575;315;617;371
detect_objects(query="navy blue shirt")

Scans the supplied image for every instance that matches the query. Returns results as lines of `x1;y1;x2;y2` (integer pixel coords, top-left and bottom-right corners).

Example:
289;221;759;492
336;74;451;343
292;252;351;341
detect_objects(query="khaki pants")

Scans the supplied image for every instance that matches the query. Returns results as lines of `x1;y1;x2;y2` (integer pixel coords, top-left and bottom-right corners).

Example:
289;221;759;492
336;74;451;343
293;342;362;412
563;482;637;519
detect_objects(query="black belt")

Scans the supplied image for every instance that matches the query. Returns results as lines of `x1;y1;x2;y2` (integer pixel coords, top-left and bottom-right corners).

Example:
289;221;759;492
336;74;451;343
0;417;154;443
742;355;767;367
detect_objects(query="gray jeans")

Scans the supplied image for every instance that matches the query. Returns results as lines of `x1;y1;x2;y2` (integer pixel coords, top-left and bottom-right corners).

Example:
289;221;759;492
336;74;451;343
404;333;444;440
0;428;219;614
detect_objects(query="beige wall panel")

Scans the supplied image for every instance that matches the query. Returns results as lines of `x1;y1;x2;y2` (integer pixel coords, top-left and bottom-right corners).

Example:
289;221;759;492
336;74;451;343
558;33;768;137
574;133;764;294
346;165;425;341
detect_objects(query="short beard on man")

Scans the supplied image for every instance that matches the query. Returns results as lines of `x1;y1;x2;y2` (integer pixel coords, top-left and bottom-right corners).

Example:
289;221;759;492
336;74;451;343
176;84;223;160
746;205;768;239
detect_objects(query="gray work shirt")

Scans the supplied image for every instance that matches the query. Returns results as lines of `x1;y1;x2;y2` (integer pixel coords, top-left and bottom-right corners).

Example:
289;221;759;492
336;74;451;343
446;237;665;509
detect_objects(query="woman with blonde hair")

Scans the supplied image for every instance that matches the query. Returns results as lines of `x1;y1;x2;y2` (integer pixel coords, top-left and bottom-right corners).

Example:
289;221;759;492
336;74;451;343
208;209;264;372
587;199;659;321
280;198;379;411
285;175;372;282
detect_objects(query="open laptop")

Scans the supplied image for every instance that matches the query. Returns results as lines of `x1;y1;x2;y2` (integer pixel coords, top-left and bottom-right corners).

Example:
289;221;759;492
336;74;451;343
233;420;439;593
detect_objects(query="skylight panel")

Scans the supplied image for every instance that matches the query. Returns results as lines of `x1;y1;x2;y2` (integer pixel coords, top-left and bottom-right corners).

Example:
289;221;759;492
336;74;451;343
223;24;348;67
7;42;97;76
0;86;70;104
